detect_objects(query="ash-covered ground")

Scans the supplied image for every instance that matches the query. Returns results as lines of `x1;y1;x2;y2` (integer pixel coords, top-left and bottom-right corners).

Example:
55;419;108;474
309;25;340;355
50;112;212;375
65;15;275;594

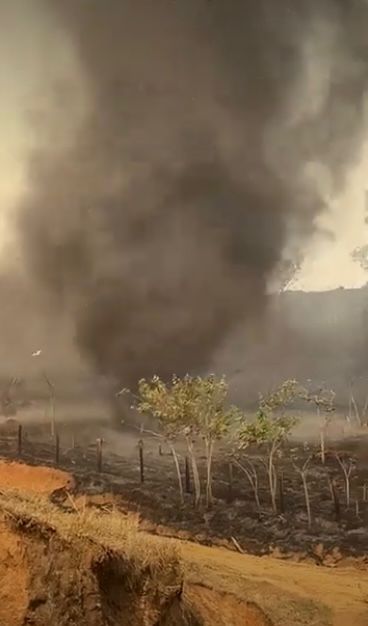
1;398;368;569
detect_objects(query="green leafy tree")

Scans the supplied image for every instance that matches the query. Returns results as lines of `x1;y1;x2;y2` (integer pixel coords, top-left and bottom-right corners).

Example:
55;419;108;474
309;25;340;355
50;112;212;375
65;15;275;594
302;384;335;464
187;374;236;507
231;452;262;513
129;374;233;507
122;375;186;503
237;380;300;513
292;454;313;528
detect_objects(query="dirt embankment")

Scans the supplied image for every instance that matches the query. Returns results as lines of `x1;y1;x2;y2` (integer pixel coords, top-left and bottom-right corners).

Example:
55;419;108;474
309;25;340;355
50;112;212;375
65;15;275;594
0;504;186;625
0;461;272;626
183;586;273;626
4;460;367;626
182;541;368;626
0;512;271;626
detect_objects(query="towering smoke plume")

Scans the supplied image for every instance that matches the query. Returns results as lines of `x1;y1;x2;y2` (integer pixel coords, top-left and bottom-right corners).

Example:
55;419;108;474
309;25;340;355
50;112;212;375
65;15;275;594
16;0;368;387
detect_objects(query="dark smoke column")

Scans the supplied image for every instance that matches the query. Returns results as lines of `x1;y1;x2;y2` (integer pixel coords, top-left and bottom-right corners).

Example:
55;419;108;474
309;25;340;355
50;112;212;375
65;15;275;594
17;0;368;388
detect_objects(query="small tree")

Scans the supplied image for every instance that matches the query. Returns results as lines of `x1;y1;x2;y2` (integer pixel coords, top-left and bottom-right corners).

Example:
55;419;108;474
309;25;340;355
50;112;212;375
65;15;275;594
31;349;56;437
43;372;56;438
303;385;335;464
129;374;233;508
158;374;203;507
335;453;355;508
232;454;262;513
293;454;313;528
348;378;362;428
124;376;185;504
238;380;299;513
188;375;235;507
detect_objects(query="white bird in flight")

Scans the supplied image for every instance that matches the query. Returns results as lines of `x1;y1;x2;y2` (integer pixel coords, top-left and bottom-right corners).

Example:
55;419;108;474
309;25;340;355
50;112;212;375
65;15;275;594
32;350;42;357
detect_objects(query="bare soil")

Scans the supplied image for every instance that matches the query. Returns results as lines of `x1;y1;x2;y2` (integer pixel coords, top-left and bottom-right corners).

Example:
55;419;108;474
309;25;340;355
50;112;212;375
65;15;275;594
0;482;187;625
184;585;273;626
0;459;74;493
0;523;28;626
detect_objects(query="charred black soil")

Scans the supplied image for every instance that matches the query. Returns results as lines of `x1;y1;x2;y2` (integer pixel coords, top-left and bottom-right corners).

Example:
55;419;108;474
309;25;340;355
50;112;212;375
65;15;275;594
0;416;368;567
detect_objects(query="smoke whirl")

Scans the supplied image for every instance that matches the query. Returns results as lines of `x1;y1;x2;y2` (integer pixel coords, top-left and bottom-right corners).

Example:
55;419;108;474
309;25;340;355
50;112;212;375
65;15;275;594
16;0;368;387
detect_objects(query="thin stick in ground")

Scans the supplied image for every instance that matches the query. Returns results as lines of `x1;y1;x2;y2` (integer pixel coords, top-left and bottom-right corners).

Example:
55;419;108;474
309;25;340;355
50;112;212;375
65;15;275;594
134;426;184;504
138;439;144;483
17;424;22;457
97;438;103;473
42;371;56;437
329;477;341;522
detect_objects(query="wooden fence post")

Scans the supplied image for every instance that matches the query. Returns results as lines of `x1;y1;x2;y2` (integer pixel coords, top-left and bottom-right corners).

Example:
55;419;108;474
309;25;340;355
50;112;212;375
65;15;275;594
17;424;22;456
329;478;341;522
138;439;144;483
97;438;103;473
55;433;60;466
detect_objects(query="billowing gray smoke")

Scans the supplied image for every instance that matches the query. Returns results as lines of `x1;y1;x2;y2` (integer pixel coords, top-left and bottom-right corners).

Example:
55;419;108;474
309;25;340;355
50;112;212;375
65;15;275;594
16;0;368;387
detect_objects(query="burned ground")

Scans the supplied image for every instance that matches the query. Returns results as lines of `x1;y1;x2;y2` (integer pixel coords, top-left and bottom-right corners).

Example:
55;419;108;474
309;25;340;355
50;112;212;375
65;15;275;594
0;415;368;567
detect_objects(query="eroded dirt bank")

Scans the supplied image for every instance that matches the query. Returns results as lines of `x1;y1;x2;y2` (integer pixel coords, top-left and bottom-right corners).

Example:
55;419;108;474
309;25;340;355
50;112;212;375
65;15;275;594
0;461;274;626
0;513;274;626
0;507;187;626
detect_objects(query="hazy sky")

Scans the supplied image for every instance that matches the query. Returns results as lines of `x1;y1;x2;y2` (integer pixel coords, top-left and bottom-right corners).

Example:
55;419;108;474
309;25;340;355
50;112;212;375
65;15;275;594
0;1;88;262
0;1;367;292
293;143;368;290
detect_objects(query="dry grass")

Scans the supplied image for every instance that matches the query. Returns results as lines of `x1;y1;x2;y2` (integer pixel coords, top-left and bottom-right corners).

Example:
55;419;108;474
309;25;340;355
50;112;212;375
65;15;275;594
183;557;331;626
180;541;368;626
0;460;74;493
0;489;182;587
1;488;364;626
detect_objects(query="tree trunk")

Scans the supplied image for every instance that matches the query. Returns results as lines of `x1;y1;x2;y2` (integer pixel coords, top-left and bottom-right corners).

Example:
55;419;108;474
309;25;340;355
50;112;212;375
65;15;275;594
346;476;350;508
205;439;214;508
329;478;341;522
320;427;325;465
186;437;201;507
169;444;184;504
301;471;312;528
362;394;368;424
351;394;362;427
234;459;261;513
50;396;56;438
268;450;278;514
254;487;261;513
348;393;352;423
